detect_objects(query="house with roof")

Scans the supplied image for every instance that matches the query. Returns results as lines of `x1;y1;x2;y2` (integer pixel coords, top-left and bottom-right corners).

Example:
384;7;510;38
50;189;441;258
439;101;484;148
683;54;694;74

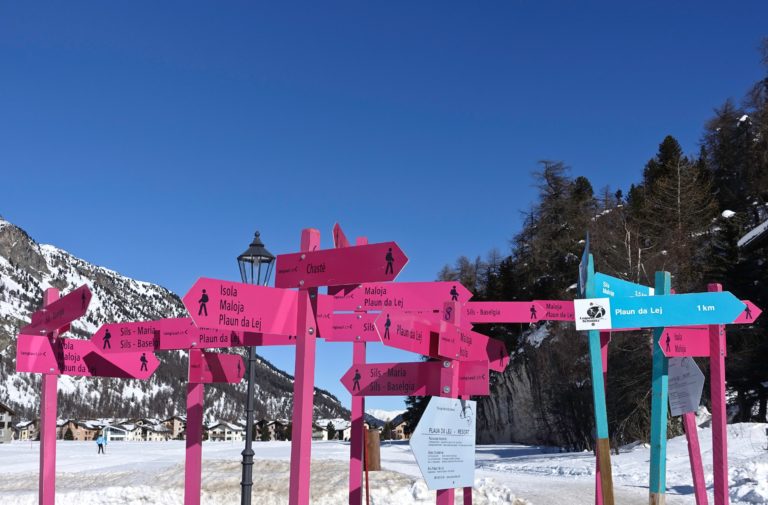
59;420;100;441
16;420;39;441
0;402;15;444
163;415;186;440
391;418;409;440
207;421;245;442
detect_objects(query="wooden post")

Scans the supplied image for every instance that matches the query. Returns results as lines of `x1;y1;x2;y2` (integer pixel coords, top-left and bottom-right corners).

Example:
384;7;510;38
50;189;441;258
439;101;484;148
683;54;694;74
649;271;671;505
184;373;205;505
349;235;369;505
595;331;610;505
365;429;381;471
585;254;615;505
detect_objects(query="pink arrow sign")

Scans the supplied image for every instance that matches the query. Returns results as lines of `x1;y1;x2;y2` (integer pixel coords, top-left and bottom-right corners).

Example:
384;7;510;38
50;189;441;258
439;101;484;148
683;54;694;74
182;278;303;335
320;312;380;342
92;321;161;352
533;300;574;321
659;327;726;358
340;360;489;397
734;300;761;324
374;312;434;356
21;285;92;335
436;323;509;372
330;282;472;312
158;318;298;349
464;301;545;324
188;350;245;383
275;242;408;289
17;334;159;379
16;334;59;374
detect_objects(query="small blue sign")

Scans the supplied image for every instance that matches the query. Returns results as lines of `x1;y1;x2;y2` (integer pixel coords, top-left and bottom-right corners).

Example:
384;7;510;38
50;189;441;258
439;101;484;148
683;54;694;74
594;272;653;298
609;292;745;329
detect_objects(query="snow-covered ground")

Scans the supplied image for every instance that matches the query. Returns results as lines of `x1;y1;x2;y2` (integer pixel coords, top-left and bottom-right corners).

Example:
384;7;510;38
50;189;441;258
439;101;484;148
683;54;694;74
0;424;766;504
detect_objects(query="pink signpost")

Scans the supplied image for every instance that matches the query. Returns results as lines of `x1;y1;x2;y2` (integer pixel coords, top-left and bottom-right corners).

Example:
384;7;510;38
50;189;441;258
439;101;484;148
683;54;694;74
288;228;321;505
16;286;161;505
39;288;58;505
184;348;244;505
275;241;407;289
21;284;92;335
658;327;722;358
708;284;729;505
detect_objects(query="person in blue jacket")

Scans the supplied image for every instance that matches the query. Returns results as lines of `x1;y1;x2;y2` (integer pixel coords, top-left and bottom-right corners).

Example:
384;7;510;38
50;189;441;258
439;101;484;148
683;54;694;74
96;433;105;454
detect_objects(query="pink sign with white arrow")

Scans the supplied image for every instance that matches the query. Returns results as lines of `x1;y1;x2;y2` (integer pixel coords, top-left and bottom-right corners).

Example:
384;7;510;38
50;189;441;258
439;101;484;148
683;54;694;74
92;321;160;352
436;323;509;372
17;334;159;379
320;312;380;342
188;350;245;384
330;282;472;312
21;285;92;335
340;360;489;397
182;278;302;335
275;242;408;289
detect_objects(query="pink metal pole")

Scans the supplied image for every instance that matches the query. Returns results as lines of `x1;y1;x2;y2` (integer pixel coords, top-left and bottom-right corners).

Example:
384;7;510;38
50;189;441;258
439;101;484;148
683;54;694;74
682;412;708;505
349;341;366;505
436;357;460;505
349;235;369;505
39;288;59;505
184;350;205;505
289;229;321;505
708;283;729;505
595;331;610;505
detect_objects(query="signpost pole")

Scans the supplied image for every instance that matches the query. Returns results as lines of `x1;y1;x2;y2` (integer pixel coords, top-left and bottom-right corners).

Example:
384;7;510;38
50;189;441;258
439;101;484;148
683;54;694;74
708;283;729;505
435;360;460;505
682;412;708;505
39;288;59;505
595;331;610;505
349;236;368;505
584;255;615;505
460;394;473;505
185;351;205;505
288;228;321;505
349;340;366;505
649;271;672;505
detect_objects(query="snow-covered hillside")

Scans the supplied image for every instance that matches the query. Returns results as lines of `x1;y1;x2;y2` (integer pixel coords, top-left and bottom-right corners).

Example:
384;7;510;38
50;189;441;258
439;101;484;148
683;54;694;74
0;216;349;422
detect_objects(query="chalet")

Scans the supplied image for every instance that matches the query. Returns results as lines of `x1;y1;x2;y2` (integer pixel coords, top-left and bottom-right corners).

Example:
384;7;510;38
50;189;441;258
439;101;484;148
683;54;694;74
0;402;14;444
311;423;327;441
16;420;39;441
163;416;186;440
207;422;245;442
59;420;100;441
102;424;130;442
391;419;409;440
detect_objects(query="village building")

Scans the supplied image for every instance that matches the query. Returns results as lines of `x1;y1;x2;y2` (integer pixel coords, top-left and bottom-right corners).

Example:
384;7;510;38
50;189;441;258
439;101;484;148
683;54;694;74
391;419;409;440
207;422;245;442
16;420;39;441
59;420;100;441
0;402;15;443
163;415;186;440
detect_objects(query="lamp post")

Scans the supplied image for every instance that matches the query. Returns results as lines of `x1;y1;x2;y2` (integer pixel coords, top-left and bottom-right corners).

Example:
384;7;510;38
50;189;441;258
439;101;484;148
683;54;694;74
237;231;275;505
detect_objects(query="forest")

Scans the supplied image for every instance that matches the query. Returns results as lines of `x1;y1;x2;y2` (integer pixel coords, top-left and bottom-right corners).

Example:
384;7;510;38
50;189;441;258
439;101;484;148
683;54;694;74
404;40;768;450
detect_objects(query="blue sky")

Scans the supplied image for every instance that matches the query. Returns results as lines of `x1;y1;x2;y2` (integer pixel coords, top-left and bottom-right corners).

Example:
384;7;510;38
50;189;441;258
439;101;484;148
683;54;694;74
1;1;766;412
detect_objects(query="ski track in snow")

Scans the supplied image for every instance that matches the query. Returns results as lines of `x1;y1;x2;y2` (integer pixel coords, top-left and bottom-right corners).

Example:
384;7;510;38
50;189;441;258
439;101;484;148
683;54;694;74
0;424;766;504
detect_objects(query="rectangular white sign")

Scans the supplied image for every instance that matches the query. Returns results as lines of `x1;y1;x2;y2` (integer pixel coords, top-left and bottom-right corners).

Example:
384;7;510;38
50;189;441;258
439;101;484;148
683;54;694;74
574;298;612;331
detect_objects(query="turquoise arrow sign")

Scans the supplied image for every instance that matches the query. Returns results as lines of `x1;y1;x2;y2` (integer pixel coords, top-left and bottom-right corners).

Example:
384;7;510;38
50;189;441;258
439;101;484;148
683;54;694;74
593;272;654;298
574;291;746;330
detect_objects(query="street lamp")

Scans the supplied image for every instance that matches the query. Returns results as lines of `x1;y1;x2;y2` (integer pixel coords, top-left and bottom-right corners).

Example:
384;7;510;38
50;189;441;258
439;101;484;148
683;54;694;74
237;231;275;505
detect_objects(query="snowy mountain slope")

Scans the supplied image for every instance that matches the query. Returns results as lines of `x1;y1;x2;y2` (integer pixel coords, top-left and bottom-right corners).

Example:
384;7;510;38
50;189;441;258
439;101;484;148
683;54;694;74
0;215;349;422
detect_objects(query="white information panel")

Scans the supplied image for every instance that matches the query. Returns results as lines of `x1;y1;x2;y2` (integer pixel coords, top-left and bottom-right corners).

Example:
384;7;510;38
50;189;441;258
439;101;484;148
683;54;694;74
668;357;705;417
409;397;476;490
